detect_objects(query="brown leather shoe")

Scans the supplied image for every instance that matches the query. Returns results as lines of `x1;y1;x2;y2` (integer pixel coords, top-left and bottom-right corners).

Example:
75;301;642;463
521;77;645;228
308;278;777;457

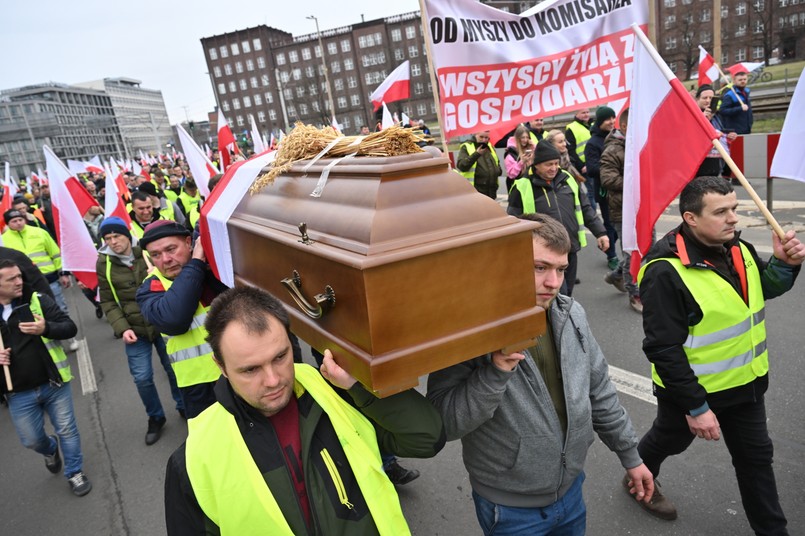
622;474;677;520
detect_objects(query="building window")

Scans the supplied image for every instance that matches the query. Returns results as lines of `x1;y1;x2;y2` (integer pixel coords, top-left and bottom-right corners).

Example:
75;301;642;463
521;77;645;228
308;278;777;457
224;64;233;75
269;109;277;120
222;101;230;111
722;4;729;17
395;48;404;61
240;79;248;90
701;9;711;22
341;116;351;130
664;15;676;29
753;0;765;9
231;43;240;56
753;46;764;59
753;20;764;33
258;111;266;122
778;0;788;6
236;62;244;74
243;96;252;108
254;93;262;105
736;2;747;14
232;98;241;110
309;83;318;95
736;24;747;37
326;42;336;55
341;39;351;52
229;81;237;92
257;57;266;69
334;78;344;91
701;30;712;42
280;71;289;83
722;52;729;64
347;76;357;88
265;92;273;103
292;68;302;81
406;25;417;39
664;0;675;6
414;82;424;95
306;66;315;78
220;46;229;58
302;48;311;60
250;76;259;88
214;66;222;78
351;94;361;106
337;97;347;109
411;64;421;76
246;59;254;71
736;48;747;61
253;38;262;51
408;46;419;58
417;104;427;116
287;105;296;117
392;29;402;41
331;61;341;73
289;50;299;63
295;86;305;98
299;103;308;115
665;36;678;49
276;53;286;65
261;75;270;87
236;115;244;126
242;40;251;53
209;48;218;60
218;83;226;95
669;62;678;72
344;58;354;70
284;88;293;100
315;45;322;58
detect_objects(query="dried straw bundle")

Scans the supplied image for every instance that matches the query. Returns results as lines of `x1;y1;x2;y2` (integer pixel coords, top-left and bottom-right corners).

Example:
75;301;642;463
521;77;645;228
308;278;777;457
250;122;428;193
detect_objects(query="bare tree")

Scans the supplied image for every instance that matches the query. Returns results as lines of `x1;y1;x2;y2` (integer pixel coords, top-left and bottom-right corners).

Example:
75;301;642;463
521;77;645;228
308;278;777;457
749;0;776;66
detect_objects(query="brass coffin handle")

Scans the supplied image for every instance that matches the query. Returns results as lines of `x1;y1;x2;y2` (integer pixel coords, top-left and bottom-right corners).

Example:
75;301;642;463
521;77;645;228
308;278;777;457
281;270;336;319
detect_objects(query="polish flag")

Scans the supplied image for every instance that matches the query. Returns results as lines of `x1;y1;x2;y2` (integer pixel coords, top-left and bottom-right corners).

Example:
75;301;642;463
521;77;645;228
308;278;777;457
770;75;805;182
622;25;719;278
381;102;394;130
204;143;213;160
330;115;342;134
217;109;239;172
698;46;719;86
86;156;104;174
110;158;131;202
43;146;99;288
727;61;764;77
103;163;132;227
249;114;267;153
200;150;277;287
370;60;410;111
67;159;88;175
177;124;217;197
0;163;15;232
401;111;411;126
32;169;48;186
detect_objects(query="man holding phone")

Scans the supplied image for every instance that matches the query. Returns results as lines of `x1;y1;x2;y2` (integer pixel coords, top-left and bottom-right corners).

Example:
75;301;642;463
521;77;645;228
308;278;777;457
0;259;92;496
694;85;737;178
457;130;503;200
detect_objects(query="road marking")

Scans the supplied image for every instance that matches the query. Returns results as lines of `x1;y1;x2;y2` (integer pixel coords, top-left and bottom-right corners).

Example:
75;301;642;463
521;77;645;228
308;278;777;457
608;365;656;405
76;338;98;395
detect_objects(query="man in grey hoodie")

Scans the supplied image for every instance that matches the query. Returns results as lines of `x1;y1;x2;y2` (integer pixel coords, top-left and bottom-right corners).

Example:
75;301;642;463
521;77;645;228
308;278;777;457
427;213;654;535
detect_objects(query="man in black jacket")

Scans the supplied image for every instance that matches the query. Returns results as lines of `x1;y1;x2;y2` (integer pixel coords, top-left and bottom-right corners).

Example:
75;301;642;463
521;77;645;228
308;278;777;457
0;259;92;496
585;106;619;269
631;176;803;533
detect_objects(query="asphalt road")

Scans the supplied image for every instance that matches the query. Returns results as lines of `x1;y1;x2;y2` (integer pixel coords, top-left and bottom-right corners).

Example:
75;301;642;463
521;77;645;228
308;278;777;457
1;177;803;535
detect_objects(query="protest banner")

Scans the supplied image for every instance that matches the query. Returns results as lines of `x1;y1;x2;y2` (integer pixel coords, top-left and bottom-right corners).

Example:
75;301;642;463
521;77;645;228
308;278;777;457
422;0;648;142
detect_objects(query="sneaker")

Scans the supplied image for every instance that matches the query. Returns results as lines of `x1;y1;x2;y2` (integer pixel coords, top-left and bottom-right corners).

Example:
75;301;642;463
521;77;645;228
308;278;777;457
629;295;644;313
145;416;167;446
622;475;677;520
384;460;420;486
67;471;92;497
44;435;62;474
604;271;627;293
607;256;620;271
67;339;80;352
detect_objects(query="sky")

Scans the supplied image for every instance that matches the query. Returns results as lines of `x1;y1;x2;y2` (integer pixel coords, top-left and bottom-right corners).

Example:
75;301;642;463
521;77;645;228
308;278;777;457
2;0;421;125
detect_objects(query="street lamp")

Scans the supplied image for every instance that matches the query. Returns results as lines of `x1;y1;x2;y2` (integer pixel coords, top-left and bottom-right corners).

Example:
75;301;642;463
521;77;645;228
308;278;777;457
307;15;337;123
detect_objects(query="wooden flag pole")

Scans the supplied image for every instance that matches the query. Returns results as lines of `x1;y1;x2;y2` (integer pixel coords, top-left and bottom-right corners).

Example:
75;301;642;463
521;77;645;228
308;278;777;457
714;64;747;109
1;330;12;391
712;138;785;239
418;0;449;154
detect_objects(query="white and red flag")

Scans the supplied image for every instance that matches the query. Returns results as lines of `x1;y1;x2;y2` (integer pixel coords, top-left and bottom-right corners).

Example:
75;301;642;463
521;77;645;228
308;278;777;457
697;46;719;86
177;124;217;198
249;114;267;153
330;115;342;134
727;61;764;77
104;162;132;226
86;156;104;174
423;0;647;142
217;109;239;172
370;60;410;111
770;75;805;182
200;150;277;287
622;25;719;278
43;146;99;288
0;162;15;232
381;102;394;130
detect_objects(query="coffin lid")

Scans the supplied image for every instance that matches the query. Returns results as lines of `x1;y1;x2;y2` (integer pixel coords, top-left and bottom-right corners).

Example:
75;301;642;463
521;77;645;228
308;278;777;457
237;148;527;257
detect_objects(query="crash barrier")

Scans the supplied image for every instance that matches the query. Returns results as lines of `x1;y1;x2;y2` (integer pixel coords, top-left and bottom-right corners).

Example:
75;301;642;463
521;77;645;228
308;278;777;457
728;133;781;211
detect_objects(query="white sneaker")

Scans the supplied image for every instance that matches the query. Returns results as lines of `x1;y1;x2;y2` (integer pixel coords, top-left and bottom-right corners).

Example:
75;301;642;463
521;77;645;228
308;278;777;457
67;339;80;352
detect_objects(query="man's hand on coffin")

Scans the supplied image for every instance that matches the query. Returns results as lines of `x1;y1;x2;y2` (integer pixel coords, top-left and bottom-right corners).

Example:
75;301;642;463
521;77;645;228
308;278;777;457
319;349;357;390
491;350;525;372
192;237;206;262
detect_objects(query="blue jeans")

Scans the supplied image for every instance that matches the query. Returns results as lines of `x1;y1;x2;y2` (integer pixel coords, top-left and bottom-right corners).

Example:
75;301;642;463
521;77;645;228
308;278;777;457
49;280;68;314
125;336;184;418
7;382;83;478
473;473;587;536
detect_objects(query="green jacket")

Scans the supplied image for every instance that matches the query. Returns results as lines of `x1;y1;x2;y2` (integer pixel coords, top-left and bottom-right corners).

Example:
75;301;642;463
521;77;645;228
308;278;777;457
96;244;156;341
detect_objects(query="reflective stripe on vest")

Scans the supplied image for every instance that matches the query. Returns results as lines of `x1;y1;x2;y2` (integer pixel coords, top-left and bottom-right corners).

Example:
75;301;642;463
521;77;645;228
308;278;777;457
185;364;411;536
153;270;220;387
638;242;768;393
511;170;587;247
566;121;591;163
30;293;72;383
457;142;500;184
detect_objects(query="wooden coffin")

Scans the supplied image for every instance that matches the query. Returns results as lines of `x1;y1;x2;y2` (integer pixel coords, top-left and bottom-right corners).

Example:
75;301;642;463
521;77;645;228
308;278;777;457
229;147;546;396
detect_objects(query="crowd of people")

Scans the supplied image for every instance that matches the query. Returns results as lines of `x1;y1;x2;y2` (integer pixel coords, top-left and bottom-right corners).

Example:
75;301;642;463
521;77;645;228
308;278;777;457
2;66;796;535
